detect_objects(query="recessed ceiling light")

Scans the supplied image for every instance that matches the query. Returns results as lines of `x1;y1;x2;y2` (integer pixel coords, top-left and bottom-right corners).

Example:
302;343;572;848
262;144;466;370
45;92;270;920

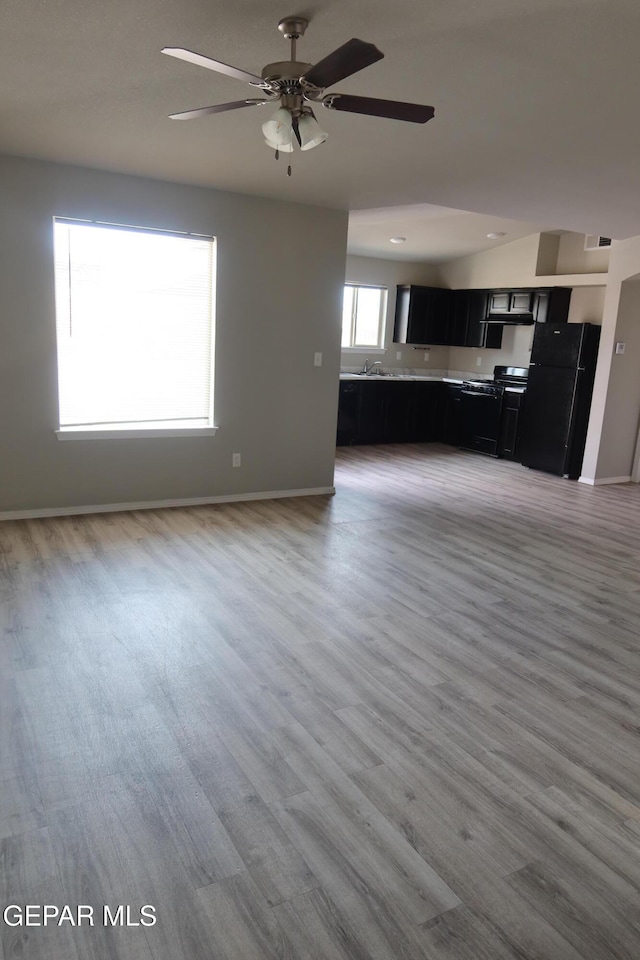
389;236;406;244
486;232;506;240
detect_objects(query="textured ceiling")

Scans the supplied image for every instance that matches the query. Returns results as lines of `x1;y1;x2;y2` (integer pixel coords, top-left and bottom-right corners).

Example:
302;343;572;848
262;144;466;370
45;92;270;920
1;0;640;239
347;205;550;261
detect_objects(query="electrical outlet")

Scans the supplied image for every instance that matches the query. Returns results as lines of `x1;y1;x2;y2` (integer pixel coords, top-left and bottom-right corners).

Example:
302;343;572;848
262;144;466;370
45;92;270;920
476;356;482;367
424;351;430;361
396;351;402;360
314;352;322;366
232;453;241;467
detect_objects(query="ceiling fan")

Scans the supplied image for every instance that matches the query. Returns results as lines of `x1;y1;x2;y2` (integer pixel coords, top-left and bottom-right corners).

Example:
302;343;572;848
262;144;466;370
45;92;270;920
162;17;435;170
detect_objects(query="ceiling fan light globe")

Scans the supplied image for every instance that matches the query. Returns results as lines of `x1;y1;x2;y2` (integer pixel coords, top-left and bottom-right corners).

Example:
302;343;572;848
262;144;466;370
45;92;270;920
261;108;293;146
298;114;328;151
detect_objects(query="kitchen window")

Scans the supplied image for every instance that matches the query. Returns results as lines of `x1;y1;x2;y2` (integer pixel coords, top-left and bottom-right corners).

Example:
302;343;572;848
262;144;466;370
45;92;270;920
53;219;216;439
342;284;387;349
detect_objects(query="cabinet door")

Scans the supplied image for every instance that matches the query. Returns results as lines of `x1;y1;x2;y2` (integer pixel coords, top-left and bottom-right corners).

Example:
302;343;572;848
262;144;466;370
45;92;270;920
393;286;412;343
406;286;433;343
534;287;571;324
412;382;440;441
510;291;535;315
357;381;387;444
384;382;415;442
337;382;359;445
434;384;462;444
465;290;490;347
449;291;469;346
488;291;510;314
422;287;452;345
394;285;429;344
394;286;452;345
498;394;522;460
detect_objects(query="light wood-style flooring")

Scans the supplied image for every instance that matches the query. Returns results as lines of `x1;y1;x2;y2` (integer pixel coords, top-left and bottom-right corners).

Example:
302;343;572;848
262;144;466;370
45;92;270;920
2;443;640;960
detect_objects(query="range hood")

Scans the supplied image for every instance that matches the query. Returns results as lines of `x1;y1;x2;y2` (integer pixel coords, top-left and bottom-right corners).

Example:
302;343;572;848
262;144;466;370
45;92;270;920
484;315;535;325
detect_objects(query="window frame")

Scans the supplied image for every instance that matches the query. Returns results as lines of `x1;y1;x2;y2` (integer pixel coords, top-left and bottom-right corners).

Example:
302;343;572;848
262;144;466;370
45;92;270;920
341;283;387;351
52;217;218;441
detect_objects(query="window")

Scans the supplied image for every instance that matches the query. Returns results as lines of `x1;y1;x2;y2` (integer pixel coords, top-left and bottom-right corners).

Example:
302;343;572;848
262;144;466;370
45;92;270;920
341;284;387;349
53;219;216;438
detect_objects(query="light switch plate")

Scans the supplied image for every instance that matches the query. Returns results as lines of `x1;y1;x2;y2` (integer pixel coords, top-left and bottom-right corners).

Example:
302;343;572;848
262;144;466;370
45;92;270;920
314;352;322;366
615;342;626;354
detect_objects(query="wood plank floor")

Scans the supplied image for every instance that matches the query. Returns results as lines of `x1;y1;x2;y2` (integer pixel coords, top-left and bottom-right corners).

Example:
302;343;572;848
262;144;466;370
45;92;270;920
2;443;640;960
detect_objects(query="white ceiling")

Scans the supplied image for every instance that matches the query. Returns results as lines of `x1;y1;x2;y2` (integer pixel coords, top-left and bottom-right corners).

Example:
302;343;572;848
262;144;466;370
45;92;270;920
347;204;550;260
1;0;640;239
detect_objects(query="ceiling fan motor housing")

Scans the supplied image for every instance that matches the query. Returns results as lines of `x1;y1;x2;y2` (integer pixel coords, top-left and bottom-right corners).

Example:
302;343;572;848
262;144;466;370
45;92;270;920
260;61;313;84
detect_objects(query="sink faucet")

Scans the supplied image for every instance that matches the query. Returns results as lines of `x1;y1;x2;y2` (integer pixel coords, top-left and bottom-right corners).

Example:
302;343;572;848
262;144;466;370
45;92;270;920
360;359;383;375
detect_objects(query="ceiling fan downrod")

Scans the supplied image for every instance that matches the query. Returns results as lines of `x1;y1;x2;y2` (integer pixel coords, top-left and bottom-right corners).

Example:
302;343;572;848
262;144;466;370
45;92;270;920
277;17;309;64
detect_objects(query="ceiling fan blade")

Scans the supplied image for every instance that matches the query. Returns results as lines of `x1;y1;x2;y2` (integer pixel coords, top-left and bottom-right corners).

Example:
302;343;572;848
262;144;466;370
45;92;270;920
323;94;435;123
301;38;383;89
169;99;270;120
161;47;264;86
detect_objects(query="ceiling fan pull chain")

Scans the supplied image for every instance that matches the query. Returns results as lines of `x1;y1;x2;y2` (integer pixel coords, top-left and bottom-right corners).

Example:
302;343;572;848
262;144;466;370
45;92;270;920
275;148;279;160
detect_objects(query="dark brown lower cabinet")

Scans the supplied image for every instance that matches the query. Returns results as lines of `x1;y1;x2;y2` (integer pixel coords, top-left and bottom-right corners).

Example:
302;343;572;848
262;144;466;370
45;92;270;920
336;381;360;445
357;381;387;444
336;380;442;445
338;380;525;460
432;383;462;444
386;381;417;442
498;391;524;460
441;384;463;445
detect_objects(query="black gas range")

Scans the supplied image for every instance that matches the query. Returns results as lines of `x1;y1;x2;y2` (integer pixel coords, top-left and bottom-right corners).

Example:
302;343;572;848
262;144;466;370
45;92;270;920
459;366;528;456
462;365;529;395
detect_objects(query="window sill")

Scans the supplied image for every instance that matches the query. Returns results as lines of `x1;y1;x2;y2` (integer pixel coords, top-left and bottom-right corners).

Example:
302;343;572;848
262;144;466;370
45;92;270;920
341;346;386;354
56;426;218;441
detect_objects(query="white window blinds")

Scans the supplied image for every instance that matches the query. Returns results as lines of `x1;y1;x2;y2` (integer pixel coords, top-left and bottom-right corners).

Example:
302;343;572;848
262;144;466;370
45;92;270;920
342;284;386;348
53;220;216;431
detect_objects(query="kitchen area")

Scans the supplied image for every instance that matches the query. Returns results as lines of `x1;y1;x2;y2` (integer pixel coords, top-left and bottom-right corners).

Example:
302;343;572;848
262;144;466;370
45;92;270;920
338;272;603;480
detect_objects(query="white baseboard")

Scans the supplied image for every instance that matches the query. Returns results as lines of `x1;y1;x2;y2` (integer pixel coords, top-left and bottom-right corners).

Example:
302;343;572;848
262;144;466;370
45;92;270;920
0;486;336;522
578;475;632;486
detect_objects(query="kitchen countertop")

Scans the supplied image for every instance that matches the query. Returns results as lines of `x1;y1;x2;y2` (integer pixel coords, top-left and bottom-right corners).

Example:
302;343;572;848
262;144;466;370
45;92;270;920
339;373;525;392
339;373;465;383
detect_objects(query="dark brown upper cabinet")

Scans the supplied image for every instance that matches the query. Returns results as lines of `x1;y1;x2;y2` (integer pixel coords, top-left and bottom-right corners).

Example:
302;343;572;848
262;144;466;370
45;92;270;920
393;285;452;345
451;289;503;348
393;284;570;346
486;287;571;323
487;289;536;319
532;287;572;324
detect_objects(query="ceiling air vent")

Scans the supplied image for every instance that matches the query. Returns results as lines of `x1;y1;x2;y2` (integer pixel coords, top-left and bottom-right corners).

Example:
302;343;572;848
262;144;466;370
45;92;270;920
584;235;612;251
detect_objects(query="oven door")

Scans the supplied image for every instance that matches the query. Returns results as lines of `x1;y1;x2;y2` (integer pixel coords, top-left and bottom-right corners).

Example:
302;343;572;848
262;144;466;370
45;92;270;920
459;388;503;456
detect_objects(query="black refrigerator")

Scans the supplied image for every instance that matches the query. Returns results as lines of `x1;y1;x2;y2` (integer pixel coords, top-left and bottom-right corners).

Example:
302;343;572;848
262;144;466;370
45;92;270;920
519;322;601;479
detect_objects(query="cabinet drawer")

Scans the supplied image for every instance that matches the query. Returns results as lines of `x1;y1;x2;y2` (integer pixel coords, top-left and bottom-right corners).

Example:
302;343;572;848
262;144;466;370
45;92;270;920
488;292;510;314
510;291;535;314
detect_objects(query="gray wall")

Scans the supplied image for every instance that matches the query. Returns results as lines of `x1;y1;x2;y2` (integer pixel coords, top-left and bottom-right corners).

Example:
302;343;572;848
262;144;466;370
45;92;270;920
593;278;640;479
343;255;448;371
582;234;640;482
0;156;348;513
